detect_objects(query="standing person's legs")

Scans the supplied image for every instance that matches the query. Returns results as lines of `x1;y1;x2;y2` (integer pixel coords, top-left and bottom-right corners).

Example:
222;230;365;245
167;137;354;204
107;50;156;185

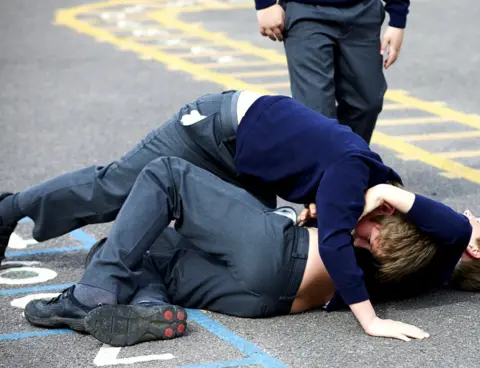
0;91;265;262
335;0;387;143
283;2;338;118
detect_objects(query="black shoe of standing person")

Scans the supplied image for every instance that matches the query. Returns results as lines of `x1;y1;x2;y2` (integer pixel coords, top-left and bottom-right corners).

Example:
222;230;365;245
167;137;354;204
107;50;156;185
84;302;188;346
24;285;98;332
0;192;17;266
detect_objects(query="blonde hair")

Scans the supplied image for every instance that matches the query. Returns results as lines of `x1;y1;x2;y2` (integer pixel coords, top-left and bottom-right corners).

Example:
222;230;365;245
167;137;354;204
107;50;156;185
450;238;480;291
372;212;437;282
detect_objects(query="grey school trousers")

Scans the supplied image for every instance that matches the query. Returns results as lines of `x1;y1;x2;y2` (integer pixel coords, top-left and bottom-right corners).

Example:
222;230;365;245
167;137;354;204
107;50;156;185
82;158;309;316
283;0;387;143
9;91;276;242
7;91;309;316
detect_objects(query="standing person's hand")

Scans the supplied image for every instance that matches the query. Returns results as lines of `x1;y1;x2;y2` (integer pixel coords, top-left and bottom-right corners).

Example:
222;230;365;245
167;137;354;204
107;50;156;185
381;26;405;69
256;4;285;42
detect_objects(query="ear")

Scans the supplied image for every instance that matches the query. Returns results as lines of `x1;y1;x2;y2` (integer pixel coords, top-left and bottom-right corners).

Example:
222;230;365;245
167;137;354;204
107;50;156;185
466;244;480;259
353;237;371;251
377;203;395;216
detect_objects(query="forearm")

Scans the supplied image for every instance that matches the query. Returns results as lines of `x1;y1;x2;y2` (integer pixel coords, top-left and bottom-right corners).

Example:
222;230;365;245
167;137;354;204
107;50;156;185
371;184;472;249
350;300;377;330
376;184;415;214
316;157;371;305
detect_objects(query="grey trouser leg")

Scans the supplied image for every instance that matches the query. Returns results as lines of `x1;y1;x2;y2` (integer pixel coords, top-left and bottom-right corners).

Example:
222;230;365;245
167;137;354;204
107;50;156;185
283;0;387;143
8;91;275;241
129;228;268;317
81;157;292;304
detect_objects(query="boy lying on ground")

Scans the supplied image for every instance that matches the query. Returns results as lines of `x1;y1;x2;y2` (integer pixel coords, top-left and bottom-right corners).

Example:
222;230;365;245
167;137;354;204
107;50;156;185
1;90;474;341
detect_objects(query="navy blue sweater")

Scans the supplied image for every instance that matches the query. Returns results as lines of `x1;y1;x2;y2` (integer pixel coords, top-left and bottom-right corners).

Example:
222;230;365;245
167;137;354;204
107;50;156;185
326;194;472;311
236;95;403;305
255;0;410;28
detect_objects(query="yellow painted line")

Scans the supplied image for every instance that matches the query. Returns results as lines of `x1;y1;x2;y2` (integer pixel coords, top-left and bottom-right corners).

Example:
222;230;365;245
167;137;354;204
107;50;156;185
201;60;272;68
437;150;480;159
372;132;480;185
150;8;288;66
55;5;272;94
156;42;214;49
55;0;480;185
399;131;480;142
383;103;412;111
385;90;480;131
377;116;446;126
259;81;290;89
132;33;200;41
440;171;464;179
99;25;171;32
173;50;245;58
196;0;231;8
232;69;289;78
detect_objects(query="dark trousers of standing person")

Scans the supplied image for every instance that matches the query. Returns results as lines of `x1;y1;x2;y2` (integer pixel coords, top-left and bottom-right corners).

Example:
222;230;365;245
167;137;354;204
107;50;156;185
283;0;387;144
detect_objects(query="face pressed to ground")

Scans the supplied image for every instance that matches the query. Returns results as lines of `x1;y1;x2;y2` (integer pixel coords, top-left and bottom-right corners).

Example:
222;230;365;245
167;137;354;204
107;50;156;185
353;214;382;257
460;210;480;263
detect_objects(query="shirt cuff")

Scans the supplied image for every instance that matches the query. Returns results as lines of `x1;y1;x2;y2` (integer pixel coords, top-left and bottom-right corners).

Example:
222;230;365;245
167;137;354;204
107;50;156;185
255;0;277;10
388;12;407;28
336;284;369;305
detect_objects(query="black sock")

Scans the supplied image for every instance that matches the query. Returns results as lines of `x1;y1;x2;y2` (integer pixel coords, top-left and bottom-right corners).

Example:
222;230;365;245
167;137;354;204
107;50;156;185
73;283;117;308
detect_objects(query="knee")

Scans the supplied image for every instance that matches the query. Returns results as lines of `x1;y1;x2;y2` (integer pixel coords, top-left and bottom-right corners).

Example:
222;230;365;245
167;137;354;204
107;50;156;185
142;157;184;176
358;95;384;118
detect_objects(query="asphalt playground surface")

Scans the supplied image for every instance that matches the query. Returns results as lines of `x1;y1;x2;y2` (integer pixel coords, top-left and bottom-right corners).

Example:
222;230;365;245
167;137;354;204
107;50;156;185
1;0;480;367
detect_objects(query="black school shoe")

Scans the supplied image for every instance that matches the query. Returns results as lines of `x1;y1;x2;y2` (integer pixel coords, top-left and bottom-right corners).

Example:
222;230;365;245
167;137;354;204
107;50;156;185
24;285;95;332
84;237;107;269
0;192;17;266
84;302;188;347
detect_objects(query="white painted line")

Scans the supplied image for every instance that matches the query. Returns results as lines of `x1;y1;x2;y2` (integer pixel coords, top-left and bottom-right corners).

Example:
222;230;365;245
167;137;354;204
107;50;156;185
94;345;175;366
0;266;57;285
8;233;38;249
117;20;139;28
124;5;145;14
217;55;234;63
101;13;126;21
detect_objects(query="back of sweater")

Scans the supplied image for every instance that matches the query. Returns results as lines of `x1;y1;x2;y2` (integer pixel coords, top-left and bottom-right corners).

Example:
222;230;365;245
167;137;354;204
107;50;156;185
235;95;402;305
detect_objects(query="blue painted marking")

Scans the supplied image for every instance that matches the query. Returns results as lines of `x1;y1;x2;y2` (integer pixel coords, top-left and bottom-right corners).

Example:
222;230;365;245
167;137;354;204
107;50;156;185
0;329;73;341
0;283;73;296
181;310;287;368
3;223;285;366
187;310;264;356
6;245;90;258
69;229;97;247
179;358;257;368
0;306;286;367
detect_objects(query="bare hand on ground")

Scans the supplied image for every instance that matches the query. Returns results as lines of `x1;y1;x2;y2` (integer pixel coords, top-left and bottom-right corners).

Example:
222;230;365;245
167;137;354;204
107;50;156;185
364;317;430;342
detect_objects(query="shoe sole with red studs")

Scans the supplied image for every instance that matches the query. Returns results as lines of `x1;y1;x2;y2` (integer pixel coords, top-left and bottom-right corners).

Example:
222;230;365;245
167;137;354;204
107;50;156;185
84;304;187;346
